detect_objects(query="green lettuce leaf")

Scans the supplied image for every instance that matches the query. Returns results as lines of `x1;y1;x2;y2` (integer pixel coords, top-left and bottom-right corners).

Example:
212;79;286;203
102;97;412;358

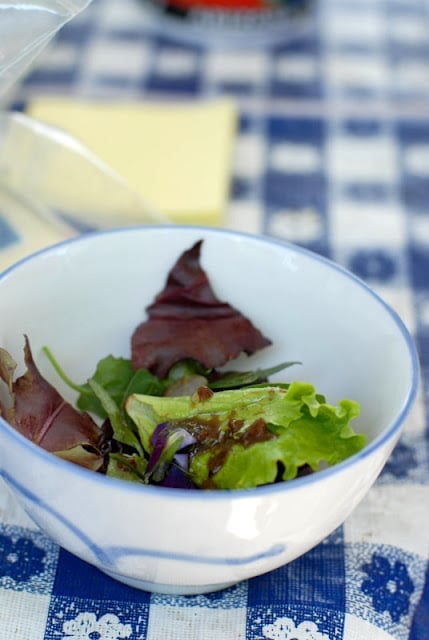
125;384;307;452
190;398;363;488
125;382;365;489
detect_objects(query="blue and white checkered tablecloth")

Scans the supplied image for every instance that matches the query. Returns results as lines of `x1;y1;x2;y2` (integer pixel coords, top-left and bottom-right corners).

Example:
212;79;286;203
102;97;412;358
1;1;429;639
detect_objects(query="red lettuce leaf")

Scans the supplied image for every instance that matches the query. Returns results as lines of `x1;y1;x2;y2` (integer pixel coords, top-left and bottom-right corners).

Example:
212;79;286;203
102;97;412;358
131;240;272;377
0;337;103;470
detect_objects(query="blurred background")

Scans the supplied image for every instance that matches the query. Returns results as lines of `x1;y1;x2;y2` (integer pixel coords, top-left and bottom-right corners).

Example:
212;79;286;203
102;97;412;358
2;0;429;258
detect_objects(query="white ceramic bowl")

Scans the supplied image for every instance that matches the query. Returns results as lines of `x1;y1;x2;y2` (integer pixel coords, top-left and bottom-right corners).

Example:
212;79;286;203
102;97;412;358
0;226;419;594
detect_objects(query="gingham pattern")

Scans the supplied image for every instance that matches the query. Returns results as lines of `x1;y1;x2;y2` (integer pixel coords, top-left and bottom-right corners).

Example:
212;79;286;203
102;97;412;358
1;0;429;638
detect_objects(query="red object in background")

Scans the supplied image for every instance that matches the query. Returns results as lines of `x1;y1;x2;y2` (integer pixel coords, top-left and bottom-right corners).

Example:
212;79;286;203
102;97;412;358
165;0;268;8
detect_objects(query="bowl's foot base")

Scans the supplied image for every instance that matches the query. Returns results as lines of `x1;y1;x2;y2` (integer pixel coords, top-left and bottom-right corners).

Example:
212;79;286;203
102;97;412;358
102;569;237;595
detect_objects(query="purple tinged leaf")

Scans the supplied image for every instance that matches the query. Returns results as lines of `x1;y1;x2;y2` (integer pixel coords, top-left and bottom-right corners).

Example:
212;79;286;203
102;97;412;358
0;337;104;470
146;422;196;483
131;240;272;378
158;464;196;489
146;423;170;476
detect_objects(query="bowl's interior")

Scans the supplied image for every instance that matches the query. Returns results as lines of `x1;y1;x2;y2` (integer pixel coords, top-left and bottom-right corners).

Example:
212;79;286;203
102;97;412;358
0;226;417;448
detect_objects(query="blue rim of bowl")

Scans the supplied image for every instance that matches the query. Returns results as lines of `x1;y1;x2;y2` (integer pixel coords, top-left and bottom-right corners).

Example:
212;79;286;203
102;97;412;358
0;225;420;501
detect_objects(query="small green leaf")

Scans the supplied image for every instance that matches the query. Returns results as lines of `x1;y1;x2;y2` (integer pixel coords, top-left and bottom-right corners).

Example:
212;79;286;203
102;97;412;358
77;356;136;418
88;378;143;454
107;453;148;483
124;368;167;399
208;361;301;390
167;359;210;381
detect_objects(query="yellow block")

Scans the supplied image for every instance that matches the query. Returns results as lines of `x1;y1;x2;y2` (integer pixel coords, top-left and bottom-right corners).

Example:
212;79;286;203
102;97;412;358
26;97;237;227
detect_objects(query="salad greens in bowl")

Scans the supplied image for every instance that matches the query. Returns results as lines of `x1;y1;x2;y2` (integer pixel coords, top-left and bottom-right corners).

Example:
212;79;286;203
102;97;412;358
0;226;418;594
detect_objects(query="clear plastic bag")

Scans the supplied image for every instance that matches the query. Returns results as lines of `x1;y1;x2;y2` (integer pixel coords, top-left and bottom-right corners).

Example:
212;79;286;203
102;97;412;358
0;0;165;268
0;111;166;228
0;1;92;96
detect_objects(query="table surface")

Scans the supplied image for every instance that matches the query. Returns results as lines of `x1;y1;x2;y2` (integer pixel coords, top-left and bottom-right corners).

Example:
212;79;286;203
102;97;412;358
1;1;429;639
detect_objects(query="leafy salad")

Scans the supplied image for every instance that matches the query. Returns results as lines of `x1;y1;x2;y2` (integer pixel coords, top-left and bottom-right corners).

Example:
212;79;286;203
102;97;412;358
0;240;366;490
